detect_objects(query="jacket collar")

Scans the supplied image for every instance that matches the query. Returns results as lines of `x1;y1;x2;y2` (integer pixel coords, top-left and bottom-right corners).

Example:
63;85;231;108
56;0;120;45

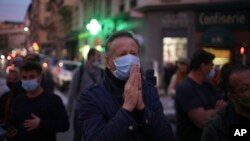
103;68;126;102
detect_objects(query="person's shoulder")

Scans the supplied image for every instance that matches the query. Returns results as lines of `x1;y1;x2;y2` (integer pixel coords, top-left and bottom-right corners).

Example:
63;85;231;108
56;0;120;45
176;77;193;89
42;91;62;101
80;82;104;103
11;93;26;105
82;83;102;96
175;77;196;98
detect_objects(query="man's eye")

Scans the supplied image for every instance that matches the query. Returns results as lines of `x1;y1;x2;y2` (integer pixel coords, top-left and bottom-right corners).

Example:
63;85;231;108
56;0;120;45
238;87;250;94
119;53;126;57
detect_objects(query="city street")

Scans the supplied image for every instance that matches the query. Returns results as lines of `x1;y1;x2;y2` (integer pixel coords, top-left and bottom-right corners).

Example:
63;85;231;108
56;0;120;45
54;88;176;141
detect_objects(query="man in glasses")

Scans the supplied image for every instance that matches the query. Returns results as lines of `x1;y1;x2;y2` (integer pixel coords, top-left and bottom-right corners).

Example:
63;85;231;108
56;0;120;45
202;66;250;141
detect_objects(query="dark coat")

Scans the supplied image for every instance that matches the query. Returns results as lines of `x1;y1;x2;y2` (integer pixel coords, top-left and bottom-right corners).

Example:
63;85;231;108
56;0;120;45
201;103;247;141
78;70;174;141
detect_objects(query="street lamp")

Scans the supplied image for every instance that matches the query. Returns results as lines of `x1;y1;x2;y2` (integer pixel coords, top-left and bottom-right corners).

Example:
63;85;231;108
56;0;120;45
24;27;29;32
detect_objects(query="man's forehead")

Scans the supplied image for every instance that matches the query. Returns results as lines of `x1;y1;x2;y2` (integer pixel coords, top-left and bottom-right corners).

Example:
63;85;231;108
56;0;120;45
111;37;137;45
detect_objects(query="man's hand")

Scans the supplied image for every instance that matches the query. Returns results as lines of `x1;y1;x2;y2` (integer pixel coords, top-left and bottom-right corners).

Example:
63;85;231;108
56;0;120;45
23;113;41;131
215;100;227;112
123;64;140;111
136;71;144;110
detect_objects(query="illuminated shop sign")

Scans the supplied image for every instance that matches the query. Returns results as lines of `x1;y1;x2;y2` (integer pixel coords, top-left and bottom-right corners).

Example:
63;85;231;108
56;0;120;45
199;12;246;25
196;11;250;31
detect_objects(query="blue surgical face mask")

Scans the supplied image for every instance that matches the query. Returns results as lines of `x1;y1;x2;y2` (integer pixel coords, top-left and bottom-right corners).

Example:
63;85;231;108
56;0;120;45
113;54;140;80
21;79;39;92
206;68;215;80
93;60;101;67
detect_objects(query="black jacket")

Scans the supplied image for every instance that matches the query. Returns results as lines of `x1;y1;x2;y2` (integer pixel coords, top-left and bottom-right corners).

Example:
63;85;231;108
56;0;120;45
201;103;250;141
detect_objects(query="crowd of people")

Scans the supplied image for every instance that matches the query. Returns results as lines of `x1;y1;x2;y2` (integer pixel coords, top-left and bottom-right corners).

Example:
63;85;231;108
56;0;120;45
0;30;249;141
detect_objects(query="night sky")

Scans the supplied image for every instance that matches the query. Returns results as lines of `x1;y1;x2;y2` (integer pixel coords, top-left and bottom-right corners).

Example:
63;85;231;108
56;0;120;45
0;0;31;22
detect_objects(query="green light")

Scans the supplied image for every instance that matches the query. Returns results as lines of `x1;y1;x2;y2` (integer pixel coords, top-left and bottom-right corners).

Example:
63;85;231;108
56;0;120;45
78;32;89;40
86;19;101;35
95;45;105;53
79;46;84;53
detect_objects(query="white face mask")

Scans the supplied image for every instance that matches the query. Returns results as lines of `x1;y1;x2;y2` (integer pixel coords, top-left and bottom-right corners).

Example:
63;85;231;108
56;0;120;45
112;54;140;80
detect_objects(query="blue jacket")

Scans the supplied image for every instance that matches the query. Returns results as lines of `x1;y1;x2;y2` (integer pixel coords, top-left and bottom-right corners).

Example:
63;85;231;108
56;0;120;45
78;70;174;141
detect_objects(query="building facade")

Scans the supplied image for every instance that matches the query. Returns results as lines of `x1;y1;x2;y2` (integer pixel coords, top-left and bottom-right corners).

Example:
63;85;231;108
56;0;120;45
26;0;250;86
0;21;27;56
137;1;250;83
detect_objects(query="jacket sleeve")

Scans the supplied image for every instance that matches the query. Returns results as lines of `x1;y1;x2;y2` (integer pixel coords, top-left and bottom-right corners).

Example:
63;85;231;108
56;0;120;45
201;119;221;141
79;90;140;141
67;68;80;113
79;85;174;141
142;85;174;141
167;74;177;97
39;95;69;132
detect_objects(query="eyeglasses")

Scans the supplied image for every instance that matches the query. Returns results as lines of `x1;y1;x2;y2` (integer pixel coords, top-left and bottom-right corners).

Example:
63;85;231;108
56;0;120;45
233;84;250;95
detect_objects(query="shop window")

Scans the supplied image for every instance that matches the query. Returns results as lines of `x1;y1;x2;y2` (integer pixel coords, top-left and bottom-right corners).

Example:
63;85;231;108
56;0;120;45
163;37;188;64
203;48;230;67
119;0;125;12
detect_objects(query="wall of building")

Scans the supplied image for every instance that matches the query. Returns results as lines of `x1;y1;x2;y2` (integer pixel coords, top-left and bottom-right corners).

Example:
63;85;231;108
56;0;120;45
138;1;250;87
0;22;26;54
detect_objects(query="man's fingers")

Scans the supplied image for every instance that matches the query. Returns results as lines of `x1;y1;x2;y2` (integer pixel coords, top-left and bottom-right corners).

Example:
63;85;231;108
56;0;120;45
126;64;137;88
138;72;141;90
31;113;38;119
130;65;137;83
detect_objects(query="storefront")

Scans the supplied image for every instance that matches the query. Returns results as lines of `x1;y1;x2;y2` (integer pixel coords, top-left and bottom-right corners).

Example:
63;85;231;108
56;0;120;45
195;3;250;67
138;2;250;86
139;6;195;84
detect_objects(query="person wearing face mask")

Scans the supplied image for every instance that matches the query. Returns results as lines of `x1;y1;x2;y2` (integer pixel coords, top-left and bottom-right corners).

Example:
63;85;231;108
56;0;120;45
205;65;220;87
11;53;54;99
175;49;227;141
201;66;250;141
78;31;174;141
67;48;104;141
9;62;69;141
